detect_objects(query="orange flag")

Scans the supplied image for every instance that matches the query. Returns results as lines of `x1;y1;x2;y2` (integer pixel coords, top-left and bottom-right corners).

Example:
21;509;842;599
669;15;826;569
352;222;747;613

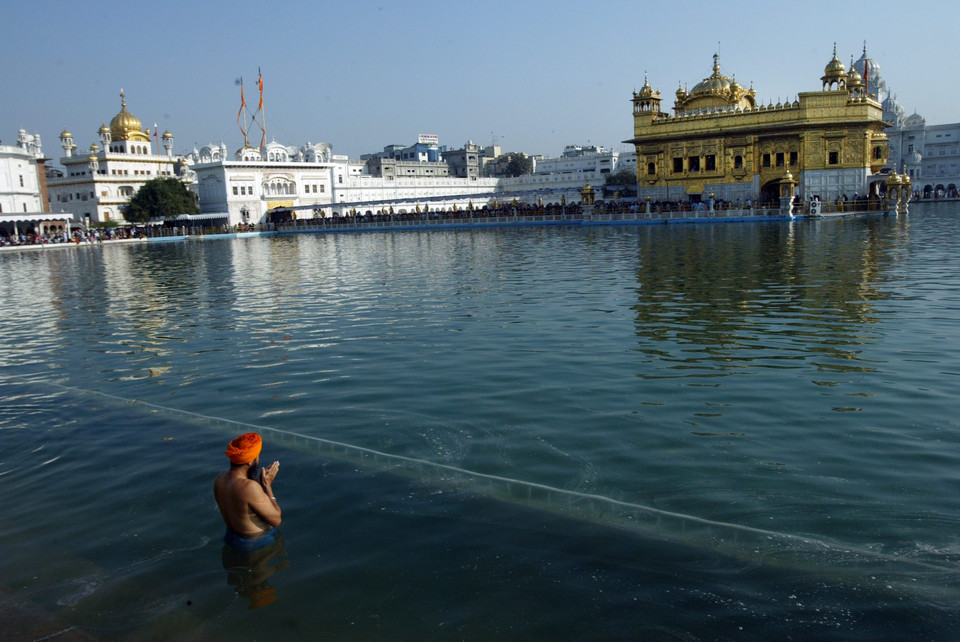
258;70;264;111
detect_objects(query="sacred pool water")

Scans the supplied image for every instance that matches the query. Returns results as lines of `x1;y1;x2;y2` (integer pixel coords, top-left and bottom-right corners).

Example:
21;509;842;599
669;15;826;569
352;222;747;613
2;203;959;640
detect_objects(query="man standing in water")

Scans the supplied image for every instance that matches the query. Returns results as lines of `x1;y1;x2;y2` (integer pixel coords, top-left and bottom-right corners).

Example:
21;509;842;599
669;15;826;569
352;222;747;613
214;432;282;551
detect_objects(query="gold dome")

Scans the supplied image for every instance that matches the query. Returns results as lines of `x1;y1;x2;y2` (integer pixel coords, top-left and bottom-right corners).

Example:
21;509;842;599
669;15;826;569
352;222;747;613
162;130;173;139
109;90;150;142
690;54;731;96
676;53;756;112
846;57;862;87
821;44;846;85
637;72;660;98
637;72;656;99
60;128;72;139
99;123;110;133
824;56;845;75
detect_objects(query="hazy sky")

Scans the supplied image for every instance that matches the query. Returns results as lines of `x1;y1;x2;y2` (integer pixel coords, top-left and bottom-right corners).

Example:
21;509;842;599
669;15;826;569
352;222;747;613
3;0;952;163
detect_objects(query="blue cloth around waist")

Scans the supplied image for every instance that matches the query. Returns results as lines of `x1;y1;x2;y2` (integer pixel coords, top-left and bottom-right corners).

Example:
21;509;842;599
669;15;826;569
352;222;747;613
224;527;279;552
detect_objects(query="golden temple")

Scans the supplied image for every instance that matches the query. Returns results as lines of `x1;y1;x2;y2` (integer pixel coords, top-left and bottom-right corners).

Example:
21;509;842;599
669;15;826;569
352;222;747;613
627;46;889;204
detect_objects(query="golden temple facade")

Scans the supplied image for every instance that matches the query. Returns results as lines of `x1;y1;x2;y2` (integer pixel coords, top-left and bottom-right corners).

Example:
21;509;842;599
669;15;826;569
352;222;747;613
626;47;889;204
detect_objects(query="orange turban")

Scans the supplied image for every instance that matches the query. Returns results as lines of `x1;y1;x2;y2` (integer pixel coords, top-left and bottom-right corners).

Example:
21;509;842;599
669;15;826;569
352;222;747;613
225;433;262;465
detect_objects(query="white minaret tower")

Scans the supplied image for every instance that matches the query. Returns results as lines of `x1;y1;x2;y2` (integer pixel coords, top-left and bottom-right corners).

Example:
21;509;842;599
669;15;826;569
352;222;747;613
99;123;112;150
88;144;100;173
60;128;75;157
162;130;174;158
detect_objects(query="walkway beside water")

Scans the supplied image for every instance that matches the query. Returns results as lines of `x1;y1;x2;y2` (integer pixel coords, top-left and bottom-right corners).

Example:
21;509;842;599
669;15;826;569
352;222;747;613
274;205;903;234
0;202;901;253
0;230;278;252
277;208;796;235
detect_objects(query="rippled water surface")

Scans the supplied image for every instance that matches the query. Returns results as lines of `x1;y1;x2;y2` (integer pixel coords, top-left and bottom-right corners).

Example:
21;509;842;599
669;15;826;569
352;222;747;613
2;204;960;639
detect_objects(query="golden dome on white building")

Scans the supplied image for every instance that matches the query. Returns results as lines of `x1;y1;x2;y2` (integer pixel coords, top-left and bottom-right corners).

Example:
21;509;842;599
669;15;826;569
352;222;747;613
109;90;150;142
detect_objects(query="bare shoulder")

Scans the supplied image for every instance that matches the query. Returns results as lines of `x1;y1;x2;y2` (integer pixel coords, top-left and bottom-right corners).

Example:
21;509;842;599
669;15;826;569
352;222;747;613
214;473;257;496
235;477;265;498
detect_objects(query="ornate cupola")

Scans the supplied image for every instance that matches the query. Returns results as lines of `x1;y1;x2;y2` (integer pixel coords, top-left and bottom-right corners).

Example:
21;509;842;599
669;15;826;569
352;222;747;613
162;130;174;157
846;56;864;98
821;43;847;90
673;82;688;111
632;72;662;115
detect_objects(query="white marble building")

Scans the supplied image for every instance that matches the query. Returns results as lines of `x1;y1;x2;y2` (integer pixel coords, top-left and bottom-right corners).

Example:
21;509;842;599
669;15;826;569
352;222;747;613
854;43;960;197
531;145;632;176
191;138;504;224
499;145;635;199
0;130;75;239
192;138;647;224
46;91;188;224
0;129;46;214
190;141;360;223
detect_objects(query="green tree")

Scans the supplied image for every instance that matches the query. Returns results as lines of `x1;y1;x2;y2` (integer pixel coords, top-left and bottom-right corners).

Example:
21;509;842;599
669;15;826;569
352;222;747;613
604;169;636;187
124;177;198;223
502;153;533;177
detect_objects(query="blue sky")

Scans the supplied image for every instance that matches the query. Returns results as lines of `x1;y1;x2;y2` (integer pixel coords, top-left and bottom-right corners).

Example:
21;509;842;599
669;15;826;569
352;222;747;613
3;0;952;162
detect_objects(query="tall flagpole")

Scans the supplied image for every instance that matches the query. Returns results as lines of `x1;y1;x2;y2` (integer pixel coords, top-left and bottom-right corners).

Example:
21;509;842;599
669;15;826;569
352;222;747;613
258;68;266;150
864;59;869;98
237;77;249;148
862;41;869;99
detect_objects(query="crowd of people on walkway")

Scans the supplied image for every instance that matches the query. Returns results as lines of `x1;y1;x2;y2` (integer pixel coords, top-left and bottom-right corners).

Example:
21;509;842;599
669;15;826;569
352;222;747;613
0;224;265;246
0;226;149;248
284;201;598;228
4;189;918;247
278;197;806;229
917;186;959;200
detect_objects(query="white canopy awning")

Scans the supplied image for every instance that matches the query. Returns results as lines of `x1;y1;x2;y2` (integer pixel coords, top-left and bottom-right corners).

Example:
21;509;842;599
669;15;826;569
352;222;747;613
174;213;229;221
0;213;72;224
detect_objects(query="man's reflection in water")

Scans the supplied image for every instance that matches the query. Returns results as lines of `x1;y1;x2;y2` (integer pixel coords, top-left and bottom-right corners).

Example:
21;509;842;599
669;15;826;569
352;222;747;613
221;531;289;609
